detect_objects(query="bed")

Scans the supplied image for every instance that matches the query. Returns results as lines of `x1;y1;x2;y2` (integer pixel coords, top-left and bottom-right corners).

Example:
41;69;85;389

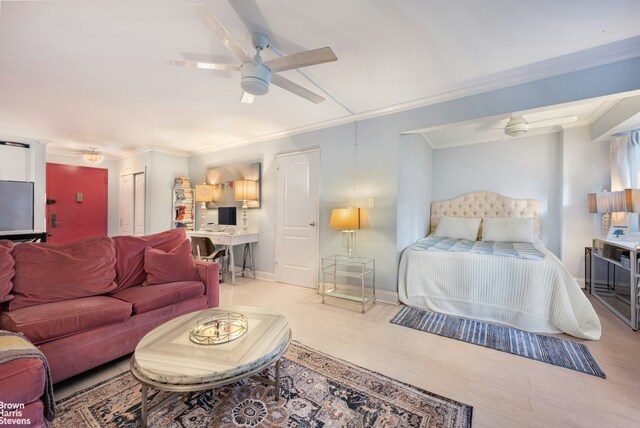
398;192;601;340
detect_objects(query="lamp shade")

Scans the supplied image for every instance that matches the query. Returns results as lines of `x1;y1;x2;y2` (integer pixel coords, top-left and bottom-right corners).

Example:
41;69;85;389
587;193;597;213
234;179;258;201
330;208;360;230
592;189;640;213
195;184;215;202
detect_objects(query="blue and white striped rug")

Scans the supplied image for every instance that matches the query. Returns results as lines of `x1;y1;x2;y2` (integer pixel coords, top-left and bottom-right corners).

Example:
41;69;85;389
391;306;605;378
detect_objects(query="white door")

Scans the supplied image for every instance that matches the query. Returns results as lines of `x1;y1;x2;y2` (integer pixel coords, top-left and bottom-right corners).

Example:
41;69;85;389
119;174;134;235
275;149;320;288
134;172;146;236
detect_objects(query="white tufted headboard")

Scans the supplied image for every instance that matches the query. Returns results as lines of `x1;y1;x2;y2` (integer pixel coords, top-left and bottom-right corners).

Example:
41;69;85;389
430;192;541;237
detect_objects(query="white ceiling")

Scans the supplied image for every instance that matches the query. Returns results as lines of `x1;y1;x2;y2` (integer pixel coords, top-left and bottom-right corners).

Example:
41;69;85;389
1;0;640;157
412;96;623;149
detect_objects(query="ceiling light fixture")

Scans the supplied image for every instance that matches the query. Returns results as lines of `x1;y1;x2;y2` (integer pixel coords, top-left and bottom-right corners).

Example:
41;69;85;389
83;147;103;163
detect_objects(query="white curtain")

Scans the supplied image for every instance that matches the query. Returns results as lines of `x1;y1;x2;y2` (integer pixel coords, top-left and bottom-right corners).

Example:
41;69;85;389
610;135;631;191
610;131;640;229
630;130;640;188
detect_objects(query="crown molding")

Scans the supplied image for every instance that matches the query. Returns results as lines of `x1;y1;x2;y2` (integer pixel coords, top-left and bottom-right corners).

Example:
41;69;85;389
191;36;640;155
114;146;190;160
46;147;118;160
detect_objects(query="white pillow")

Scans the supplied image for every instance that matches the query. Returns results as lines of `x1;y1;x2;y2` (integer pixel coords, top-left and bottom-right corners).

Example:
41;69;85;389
433;216;481;241
482;217;535;243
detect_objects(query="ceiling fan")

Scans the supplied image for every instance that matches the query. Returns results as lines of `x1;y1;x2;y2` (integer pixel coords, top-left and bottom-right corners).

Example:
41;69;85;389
476;115;578;137
169;4;337;104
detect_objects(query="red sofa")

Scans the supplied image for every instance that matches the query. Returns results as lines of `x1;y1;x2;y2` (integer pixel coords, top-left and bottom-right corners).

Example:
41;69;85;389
0;228;219;383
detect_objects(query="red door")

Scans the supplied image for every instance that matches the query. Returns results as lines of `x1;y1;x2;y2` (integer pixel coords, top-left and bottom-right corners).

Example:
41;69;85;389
46;163;108;244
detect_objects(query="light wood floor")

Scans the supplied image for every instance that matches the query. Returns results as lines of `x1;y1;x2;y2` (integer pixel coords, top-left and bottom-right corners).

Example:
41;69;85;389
55;279;640;427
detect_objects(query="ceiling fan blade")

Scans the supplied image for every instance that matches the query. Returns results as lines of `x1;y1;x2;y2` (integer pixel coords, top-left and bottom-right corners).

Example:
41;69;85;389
265;47;337;73
475;118;509;133
167;59;240;72
187;4;253;63
270;74;325;104
528;115;578;129
240;91;255;104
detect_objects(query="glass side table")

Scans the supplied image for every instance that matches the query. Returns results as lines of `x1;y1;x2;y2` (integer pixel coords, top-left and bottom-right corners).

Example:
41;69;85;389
321;255;375;313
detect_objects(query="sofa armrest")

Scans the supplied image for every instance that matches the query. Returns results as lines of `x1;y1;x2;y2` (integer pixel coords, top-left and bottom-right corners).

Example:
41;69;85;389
195;260;220;308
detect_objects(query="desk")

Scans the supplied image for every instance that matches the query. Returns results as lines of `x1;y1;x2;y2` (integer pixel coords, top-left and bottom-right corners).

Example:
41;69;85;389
187;231;258;284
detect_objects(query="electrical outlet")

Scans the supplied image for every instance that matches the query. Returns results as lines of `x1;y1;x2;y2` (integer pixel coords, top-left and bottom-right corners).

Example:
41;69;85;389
368;198;375;208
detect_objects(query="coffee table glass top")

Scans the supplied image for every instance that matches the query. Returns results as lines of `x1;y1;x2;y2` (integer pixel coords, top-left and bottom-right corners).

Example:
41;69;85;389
132;306;291;385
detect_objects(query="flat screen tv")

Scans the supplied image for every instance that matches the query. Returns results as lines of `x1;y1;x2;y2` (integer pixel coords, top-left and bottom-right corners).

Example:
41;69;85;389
218;207;237;226
0;180;34;231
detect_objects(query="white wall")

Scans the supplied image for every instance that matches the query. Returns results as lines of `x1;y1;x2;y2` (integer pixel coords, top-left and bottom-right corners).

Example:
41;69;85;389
397;134;433;253
561;127;610;281
188;121;401;292
117;150;189;235
431;132;563;254
147;151;189;233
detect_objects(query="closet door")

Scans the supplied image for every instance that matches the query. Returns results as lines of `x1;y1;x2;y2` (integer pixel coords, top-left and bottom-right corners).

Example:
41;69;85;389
134;172;145;236
119;174;134;236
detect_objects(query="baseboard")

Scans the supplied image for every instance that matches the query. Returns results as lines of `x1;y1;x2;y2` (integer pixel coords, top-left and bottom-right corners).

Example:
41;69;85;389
376;289;400;305
316;282;399;305
575;277;586;289
229;266;274;282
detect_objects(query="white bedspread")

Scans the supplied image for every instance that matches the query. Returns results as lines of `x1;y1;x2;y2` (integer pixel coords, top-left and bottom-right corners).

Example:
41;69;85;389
398;237;601;340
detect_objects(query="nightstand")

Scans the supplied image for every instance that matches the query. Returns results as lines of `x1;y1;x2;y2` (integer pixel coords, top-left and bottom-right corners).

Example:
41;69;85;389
320;255;375;313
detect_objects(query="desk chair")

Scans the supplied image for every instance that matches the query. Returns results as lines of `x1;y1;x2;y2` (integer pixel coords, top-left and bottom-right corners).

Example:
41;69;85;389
190;236;228;282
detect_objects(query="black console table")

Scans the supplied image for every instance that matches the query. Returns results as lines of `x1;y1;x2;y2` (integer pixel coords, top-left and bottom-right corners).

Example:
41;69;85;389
0;231;47;242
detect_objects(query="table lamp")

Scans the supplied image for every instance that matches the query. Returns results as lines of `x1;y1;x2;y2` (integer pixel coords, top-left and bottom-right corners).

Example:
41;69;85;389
195;184;215;230
234;179;258;231
589;189;640;237
330;207;361;257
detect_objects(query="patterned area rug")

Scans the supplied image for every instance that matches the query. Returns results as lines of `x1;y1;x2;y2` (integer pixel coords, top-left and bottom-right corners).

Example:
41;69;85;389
391;306;605;378
54;341;472;427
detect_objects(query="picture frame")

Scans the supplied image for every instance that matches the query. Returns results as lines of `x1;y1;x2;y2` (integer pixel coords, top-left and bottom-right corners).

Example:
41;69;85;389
608;224;629;240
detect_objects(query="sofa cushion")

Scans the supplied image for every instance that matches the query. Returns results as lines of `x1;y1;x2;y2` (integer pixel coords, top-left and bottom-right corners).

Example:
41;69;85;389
113;229;187;292
0;358;45;405
111;281;204;315
0;296;132;344
9;236;117;310
143;239;200;286
0;240;14;303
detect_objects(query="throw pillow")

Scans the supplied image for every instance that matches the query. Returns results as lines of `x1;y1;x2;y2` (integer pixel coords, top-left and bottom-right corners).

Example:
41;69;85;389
433;216;482;241
143;239;200;286
482;217;535;243
112;228;187;291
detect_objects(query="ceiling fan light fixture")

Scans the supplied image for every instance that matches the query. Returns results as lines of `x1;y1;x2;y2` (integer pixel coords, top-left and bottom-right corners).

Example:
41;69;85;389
505;127;528;137
241;62;271;95
504;117;529;137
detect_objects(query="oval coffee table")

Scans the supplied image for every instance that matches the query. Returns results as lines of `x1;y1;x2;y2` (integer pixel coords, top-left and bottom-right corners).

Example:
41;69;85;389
130;305;291;427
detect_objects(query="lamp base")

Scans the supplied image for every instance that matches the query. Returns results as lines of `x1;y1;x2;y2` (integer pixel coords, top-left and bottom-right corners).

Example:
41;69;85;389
241;201;248;232
342;230;357;258
200;202;208;231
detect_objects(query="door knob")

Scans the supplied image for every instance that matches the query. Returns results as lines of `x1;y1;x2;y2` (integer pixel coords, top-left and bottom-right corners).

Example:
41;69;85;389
309;222;316;227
